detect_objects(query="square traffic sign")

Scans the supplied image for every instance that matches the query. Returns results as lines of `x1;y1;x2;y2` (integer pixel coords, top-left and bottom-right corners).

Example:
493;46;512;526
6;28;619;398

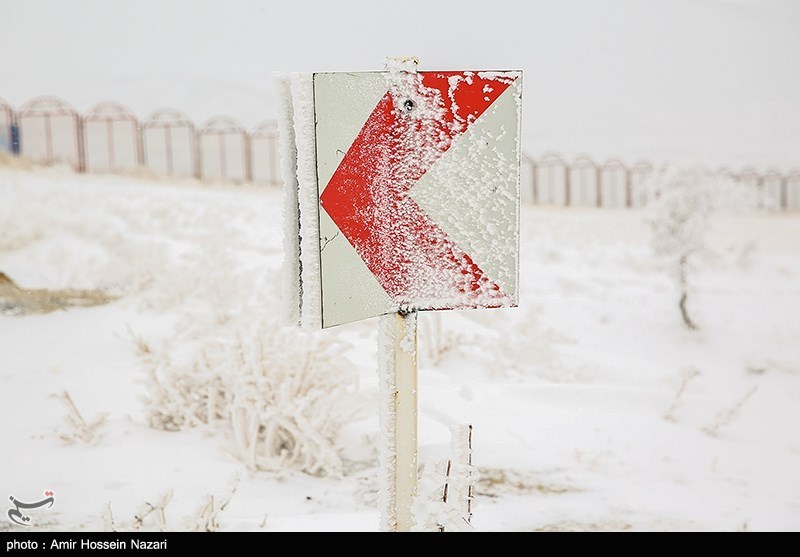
307;70;521;328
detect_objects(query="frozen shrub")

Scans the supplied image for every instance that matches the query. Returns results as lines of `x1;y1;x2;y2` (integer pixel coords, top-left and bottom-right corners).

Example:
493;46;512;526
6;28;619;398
144;321;362;477
54;390;108;446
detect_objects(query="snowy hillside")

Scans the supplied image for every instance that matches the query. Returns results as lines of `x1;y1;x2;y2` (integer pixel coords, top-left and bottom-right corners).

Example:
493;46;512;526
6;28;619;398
1;165;798;531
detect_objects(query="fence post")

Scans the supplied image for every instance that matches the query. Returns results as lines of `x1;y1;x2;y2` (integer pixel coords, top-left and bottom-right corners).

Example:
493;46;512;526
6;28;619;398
140;124;148;168
244;133;253;183
165;127;174;176
106;119;116;170
193;126;202;180
44;113;53;165
593;166;601;208
625;168;632;208
76;113;86;172
218;133;227;181
781;176;788;211
134;121;143;168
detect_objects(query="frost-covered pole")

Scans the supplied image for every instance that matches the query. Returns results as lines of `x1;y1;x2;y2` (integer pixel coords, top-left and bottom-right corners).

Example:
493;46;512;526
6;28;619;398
378;311;418;532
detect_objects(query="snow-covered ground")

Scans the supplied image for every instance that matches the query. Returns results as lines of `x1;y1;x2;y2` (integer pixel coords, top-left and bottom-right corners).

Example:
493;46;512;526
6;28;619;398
1;164;799;531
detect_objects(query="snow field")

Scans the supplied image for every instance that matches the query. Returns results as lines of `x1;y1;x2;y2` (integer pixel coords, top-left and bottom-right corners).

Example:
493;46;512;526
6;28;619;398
1;165;798;531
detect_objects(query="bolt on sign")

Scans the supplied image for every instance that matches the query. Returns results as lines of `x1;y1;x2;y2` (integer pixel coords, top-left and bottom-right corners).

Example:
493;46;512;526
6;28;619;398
285;69;522;329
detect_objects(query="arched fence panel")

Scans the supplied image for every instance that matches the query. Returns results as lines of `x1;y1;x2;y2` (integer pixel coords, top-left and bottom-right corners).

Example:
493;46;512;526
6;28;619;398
142;110;196;179
535;154;568;206
83;102;141;173
600;159;629;208
199;117;248;184
761;171;783;210
17;97;82;170
738;168;761;209
630;162;654;207
250;121;280;186
569;156;599;207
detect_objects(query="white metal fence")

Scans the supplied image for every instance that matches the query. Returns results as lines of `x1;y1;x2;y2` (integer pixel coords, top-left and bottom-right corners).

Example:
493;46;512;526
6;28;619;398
2;95;798;210
0;96;279;185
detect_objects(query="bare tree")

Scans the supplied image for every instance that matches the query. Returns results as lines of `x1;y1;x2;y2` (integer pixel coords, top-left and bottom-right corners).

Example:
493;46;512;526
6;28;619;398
646;167;758;330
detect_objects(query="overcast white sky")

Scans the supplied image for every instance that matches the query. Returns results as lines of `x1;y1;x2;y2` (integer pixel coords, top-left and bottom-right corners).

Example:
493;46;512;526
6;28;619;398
1;0;798;167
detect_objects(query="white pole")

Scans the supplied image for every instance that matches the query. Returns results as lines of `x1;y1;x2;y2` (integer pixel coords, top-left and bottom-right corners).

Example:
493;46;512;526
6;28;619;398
378;311;418;532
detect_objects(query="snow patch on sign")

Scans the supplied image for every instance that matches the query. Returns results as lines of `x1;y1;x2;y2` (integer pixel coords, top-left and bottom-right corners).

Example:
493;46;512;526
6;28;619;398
383;71;514;308
477;70;521;83
410;79;521;303
291;73;322;331
384;56;419;75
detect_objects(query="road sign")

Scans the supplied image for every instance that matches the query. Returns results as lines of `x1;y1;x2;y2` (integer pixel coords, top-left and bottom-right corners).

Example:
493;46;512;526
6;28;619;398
314;70;521;328
278;67;523;531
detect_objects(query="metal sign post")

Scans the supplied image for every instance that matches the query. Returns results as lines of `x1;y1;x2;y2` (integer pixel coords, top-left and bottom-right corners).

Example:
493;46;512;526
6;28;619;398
378;312;418;531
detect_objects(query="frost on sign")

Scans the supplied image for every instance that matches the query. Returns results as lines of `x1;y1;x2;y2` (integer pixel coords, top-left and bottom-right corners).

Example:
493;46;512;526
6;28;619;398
314;70;521;328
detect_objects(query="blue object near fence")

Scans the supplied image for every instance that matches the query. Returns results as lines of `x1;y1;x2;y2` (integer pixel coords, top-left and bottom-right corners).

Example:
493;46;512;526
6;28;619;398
11;122;19;154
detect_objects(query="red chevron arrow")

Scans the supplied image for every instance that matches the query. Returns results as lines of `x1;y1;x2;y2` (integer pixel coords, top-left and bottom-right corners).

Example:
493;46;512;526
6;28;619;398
320;71;516;309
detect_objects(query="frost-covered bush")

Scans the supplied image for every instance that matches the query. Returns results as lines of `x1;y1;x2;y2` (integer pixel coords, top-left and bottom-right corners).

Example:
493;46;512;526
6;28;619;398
144;321;362;477
1;168;364;477
645;166;760;329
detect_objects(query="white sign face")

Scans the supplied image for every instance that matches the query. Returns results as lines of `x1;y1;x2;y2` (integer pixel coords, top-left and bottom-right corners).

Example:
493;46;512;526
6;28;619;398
313;70;522;328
